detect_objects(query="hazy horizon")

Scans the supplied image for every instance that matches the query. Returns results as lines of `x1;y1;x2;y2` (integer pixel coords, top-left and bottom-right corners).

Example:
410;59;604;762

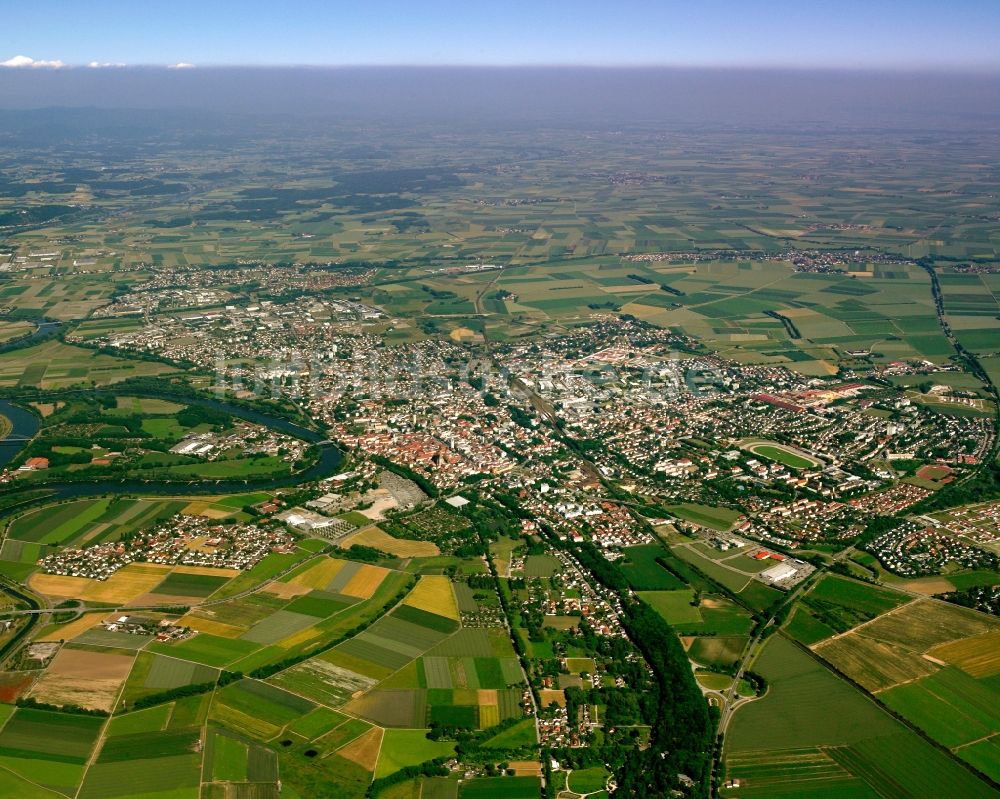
2;67;999;132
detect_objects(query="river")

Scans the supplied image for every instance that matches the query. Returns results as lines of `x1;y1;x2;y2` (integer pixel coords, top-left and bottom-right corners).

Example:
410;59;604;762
0;319;62;355
0;390;343;511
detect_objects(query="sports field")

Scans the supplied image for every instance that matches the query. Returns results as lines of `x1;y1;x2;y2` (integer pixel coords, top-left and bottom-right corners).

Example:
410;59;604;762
743;441;822;469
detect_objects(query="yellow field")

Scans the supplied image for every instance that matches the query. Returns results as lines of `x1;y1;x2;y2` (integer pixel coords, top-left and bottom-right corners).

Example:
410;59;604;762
181;501;232;519
929;629;1000;678
479;704;500;728
402;575;459;620
173;565;241;578
36;612;106;642
286;557;347;590
341;564;391;600
337;725;383;771
339;527;439;558
276;626;325;651
539;689;566;708
478;688;500;728
86;563;172;604
31;564;172;604
179;614;247;639
29;573;92;599
263;581;312;599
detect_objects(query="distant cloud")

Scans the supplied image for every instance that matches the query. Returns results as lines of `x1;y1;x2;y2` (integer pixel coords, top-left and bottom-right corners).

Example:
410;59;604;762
87;61;126;68
0;54;65;69
168;62;195;69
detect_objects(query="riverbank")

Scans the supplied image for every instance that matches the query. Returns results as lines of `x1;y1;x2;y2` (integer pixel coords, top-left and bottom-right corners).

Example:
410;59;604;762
0;388;342;517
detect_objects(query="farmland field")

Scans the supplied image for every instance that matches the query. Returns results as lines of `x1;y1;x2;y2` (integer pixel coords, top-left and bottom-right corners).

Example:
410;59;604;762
639;589;703;625
6;498;113;545
459;776;540;798
29;646;135;711
567;766;610;794
285;706;348;740
664;503;742;531
788;575;909;641
77;753;202;799
214;679;315;729
375;729;457;778
105;704;173;737
0;340;175;389
687;636;747;670
402;575;460;619
150;569;233;598
147;632;260;667
930;630;1000;678
522;555;561;578
340;526;440;558
620;545;686;590
813;599;1000;692
725;636;998;798
268;658;378;707
0;707;104;793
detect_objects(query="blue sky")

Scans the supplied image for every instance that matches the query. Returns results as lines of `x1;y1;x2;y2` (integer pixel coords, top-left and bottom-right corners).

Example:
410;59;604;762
3;0;999;70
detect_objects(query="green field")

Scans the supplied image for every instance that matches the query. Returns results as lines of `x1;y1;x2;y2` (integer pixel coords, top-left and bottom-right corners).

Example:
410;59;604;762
151;570;232;598
784;607;838;645
619;545;686;590
4;497;188;557
459;776;541;799
725;636;998;798
567;766;610;794
285;707;347;740
78;753;202;799
375;730;457;778
787;575;908;640
881;667;1000;781
480;718;537;749
5;498;112;545
638;589;703;625
105;704;173;737
688;636;747;670
522;555;560;579
147;633;260;667
214;679;315;730
143;653;220;691
209;550;313;600
0;708;105;793
96;727;201;763
665;502;742;531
